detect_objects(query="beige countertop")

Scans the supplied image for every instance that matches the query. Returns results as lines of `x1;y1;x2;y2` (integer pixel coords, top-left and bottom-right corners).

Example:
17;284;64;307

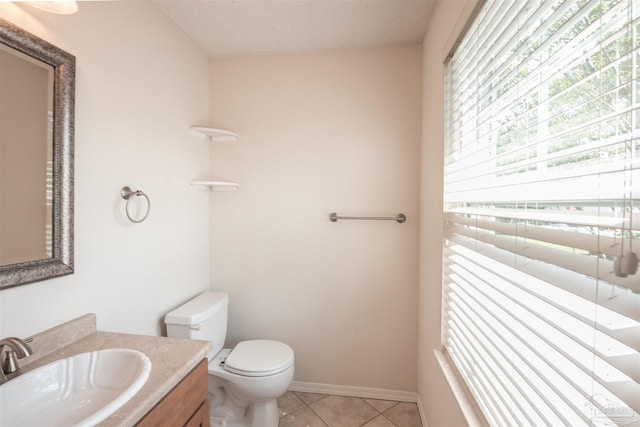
17;314;211;427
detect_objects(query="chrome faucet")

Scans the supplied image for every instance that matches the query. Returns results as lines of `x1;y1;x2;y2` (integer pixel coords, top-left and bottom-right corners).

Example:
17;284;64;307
0;337;33;384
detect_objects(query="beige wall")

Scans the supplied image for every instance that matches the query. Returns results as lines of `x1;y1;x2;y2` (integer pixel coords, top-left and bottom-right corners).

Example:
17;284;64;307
419;0;479;425
208;46;422;392
0;2;486;420
0;2;210;338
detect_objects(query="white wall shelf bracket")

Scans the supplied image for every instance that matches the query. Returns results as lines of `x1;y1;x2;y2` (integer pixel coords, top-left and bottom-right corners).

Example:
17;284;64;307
190;126;239;142
190;180;240;192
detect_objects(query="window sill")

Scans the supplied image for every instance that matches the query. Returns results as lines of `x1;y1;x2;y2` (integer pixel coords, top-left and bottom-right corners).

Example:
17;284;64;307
434;349;486;427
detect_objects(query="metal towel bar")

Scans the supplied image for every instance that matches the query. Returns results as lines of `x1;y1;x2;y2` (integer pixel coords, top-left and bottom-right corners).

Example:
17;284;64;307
329;212;406;223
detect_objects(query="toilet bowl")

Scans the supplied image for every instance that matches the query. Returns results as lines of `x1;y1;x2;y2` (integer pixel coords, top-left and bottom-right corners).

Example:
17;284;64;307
164;292;294;427
208;345;294;426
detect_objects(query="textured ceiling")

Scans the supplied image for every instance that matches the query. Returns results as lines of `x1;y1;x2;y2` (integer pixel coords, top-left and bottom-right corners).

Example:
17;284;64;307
151;0;437;58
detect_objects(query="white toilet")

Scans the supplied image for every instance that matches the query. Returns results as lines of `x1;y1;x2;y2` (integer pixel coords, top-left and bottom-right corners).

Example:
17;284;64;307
165;291;295;427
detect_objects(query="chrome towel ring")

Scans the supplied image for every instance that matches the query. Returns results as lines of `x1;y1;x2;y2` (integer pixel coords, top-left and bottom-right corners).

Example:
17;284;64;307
121;186;150;223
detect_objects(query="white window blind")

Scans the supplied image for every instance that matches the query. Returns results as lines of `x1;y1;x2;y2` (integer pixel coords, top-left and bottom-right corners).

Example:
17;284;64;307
443;0;640;425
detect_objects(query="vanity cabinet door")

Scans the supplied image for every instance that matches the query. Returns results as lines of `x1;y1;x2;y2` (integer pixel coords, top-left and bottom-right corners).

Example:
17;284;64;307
185;399;210;427
137;359;209;427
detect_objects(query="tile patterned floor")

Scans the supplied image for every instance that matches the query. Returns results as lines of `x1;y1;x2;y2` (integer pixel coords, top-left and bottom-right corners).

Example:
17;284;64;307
278;391;423;427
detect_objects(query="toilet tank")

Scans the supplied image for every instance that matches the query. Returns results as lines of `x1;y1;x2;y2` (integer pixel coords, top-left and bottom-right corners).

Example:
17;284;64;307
164;291;229;359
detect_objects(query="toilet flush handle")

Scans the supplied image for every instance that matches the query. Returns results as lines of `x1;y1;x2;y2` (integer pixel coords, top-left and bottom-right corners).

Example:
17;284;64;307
190;324;201;331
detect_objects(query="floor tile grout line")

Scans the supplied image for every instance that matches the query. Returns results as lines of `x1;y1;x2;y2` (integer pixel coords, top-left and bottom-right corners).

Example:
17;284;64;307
306;403;330;427
362;407;380;427
357;411;393;427
288;404;330;427
378;412;401;427
280;392;421;427
379;400;402;425
359;398;399;427
363;398;401;416
304;394;397;427
291;391;331;427
293;390;329;407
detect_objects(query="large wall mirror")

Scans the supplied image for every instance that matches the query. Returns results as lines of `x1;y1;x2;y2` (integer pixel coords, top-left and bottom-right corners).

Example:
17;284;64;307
0;18;74;289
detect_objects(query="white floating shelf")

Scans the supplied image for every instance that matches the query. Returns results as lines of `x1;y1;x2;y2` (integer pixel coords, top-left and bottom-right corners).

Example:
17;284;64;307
190;180;240;191
190;126;239;142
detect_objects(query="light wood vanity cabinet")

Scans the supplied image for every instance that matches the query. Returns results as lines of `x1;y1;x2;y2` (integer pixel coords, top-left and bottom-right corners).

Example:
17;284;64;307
184;399;211;427
137;359;209;427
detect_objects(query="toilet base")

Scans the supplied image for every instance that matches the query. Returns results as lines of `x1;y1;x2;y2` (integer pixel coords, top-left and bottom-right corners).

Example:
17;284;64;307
247;400;279;427
209;400;279;427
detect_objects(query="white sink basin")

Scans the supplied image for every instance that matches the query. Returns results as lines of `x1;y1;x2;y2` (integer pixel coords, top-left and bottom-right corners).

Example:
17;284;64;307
0;348;151;427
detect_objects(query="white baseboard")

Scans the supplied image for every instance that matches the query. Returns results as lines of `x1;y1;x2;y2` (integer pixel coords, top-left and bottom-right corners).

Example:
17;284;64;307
289;381;418;403
416;395;428;427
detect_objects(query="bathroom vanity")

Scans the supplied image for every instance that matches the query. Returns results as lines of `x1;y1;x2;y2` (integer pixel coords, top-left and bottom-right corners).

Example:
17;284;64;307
137;359;209;427
15;314;211;426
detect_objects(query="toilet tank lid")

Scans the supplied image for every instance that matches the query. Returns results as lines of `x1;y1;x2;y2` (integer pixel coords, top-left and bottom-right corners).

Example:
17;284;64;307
164;292;229;326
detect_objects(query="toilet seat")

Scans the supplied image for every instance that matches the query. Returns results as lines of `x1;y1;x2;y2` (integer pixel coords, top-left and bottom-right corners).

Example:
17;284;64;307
223;340;294;377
